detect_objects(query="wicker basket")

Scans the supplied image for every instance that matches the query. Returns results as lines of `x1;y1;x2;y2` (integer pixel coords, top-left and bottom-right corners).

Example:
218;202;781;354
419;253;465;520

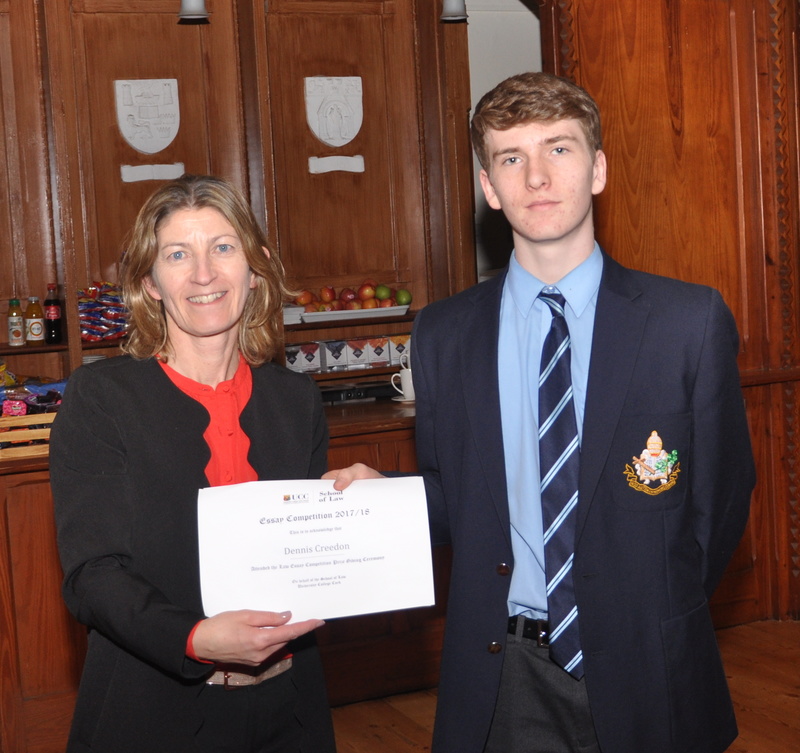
0;412;56;460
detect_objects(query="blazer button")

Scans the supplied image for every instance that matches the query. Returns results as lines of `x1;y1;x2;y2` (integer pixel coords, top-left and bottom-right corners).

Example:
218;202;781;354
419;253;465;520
496;563;511;576
488;642;503;654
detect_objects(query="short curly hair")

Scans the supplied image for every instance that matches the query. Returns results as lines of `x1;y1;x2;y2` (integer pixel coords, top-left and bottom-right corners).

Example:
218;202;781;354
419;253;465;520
471;72;602;171
120;174;292;366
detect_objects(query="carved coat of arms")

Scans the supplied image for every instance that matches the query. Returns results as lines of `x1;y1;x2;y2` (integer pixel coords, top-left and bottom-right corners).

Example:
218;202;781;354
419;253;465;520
115;79;180;155
304;77;363;147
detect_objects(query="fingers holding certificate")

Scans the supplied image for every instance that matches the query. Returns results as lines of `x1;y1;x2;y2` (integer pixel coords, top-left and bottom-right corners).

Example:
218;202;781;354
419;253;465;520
198;476;434;621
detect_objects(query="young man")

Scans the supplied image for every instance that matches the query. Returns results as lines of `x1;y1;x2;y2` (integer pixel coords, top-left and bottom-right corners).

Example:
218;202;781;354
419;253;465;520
328;72;755;753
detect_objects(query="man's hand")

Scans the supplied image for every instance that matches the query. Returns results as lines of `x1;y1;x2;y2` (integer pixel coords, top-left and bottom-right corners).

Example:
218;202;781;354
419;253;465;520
322;463;384;490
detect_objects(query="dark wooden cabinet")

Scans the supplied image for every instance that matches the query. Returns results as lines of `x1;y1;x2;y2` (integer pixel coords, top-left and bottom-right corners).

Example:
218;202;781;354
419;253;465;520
0;470;86;753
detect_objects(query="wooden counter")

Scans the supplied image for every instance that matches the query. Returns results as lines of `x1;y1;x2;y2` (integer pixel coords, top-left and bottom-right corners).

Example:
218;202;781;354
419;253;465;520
0;399;448;752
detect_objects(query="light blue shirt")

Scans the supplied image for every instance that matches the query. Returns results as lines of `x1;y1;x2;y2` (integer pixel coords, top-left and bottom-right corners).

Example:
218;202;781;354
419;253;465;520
498;244;602;619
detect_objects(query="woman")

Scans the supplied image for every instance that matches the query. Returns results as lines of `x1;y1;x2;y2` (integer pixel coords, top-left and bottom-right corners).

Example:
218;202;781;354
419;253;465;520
50;174;336;753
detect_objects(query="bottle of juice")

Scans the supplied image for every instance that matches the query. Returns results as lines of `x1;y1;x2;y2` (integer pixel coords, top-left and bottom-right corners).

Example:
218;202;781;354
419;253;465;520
7;298;25;347
44;283;63;344
24;296;45;344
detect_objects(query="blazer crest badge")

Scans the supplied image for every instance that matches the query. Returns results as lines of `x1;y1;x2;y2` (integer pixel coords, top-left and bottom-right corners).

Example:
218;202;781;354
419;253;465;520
623;430;680;495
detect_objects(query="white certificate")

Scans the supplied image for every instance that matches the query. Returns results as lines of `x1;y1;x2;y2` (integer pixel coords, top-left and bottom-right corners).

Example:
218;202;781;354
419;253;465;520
197;477;434;621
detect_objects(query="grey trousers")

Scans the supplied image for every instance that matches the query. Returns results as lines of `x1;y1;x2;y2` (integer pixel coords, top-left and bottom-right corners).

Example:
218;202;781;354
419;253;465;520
484;619;602;753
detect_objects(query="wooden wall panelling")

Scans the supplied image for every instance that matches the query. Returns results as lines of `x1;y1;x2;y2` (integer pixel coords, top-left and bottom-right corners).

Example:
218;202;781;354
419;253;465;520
740;0;800;621
235;0;279;246
43;0;248;371
0;1;58;339
262;0;430;302
0;472;86;753
327;426;418;471
413;0;477;301
539;0;800;620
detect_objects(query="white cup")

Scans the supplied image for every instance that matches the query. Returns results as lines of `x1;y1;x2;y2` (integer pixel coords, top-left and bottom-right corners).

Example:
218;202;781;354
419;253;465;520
399;351;411;370
391;368;415;401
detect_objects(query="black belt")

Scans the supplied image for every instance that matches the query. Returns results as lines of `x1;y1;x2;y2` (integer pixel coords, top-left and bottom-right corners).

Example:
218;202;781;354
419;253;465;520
508;615;550;647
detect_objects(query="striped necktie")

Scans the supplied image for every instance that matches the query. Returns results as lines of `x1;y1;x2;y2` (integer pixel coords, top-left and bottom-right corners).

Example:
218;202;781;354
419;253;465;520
538;291;583;679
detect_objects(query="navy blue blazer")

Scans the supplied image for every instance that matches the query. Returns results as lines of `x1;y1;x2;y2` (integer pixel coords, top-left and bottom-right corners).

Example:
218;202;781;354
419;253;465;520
412;251;755;753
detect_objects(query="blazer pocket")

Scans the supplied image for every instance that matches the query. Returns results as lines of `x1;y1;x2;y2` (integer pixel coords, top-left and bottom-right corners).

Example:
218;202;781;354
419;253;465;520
611;413;690;511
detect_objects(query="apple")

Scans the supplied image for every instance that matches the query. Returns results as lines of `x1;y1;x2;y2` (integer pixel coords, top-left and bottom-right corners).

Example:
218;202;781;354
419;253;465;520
375;284;392;301
339;287;357;303
395;288;412;306
295;289;314;306
379;297;396;308
329;299;344;311
320;285;336;303
344;300;363;310
318;302;335;312
362;297;379;309
358;283;376;301
303;303;318;313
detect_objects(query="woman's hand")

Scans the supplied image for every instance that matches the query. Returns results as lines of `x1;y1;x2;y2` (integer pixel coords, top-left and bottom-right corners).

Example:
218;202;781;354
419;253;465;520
191;610;323;666
322;463;384;490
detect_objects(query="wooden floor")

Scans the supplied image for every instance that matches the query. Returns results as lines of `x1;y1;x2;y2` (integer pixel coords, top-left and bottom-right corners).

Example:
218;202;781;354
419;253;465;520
332;620;800;753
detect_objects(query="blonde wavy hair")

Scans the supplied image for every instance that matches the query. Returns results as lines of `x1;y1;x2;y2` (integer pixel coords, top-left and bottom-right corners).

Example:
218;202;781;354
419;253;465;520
471;72;603;172
120;174;292;366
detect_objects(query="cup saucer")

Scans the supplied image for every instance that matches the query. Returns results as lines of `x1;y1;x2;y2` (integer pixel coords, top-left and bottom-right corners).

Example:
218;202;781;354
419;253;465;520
392;396;415;403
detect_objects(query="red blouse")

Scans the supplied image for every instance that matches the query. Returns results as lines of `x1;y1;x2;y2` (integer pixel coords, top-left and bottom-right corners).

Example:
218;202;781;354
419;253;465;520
158;354;257;661
158;354;258;486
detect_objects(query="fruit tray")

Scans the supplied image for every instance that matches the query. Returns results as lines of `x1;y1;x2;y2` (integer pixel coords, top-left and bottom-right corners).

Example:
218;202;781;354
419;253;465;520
299;305;410;323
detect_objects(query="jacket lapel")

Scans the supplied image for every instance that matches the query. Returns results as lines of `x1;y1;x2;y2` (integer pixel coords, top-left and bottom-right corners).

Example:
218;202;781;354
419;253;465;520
460;271;512;543
576;254;648;541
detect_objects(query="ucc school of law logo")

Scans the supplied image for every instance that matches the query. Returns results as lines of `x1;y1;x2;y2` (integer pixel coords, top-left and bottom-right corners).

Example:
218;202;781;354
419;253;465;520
115;79;180;155
283;493;310;503
623;430;680;495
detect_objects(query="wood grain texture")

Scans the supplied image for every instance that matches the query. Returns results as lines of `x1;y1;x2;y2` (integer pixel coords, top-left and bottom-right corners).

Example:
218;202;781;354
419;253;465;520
332;621;800;753
540;0;800;622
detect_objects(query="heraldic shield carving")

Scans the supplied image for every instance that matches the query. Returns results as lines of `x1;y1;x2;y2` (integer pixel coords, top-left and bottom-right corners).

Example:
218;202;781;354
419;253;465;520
115;79;180;155
305;77;363;148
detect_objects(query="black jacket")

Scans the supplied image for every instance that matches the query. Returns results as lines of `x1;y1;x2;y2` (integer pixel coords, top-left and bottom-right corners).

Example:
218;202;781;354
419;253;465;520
51;356;335;752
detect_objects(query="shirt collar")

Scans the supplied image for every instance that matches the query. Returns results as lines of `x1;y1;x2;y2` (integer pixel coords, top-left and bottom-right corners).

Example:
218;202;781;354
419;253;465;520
506;242;603;318
158;352;250;399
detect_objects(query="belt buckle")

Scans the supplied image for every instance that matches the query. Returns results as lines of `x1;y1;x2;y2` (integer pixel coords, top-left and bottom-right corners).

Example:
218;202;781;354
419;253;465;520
533;620;549;648
508;615;550;646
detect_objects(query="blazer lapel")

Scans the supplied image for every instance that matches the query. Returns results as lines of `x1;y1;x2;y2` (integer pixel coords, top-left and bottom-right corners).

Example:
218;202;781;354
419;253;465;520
577;254;649;541
460;271;512;542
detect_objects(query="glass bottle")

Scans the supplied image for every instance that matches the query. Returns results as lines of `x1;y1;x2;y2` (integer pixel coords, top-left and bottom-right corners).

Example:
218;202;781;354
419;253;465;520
7;298;25;347
44;283;63;344
24;296;45;344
